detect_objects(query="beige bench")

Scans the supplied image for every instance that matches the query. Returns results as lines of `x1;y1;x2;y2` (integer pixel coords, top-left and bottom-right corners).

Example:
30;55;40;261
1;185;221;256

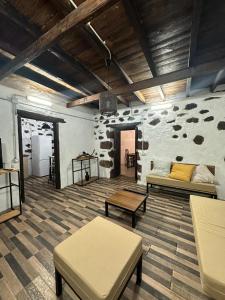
190;195;225;300
53;216;143;299
146;163;217;198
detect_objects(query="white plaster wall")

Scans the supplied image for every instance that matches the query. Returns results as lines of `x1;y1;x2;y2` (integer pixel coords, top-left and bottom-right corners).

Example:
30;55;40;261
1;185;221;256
94;92;225;199
0;84;95;212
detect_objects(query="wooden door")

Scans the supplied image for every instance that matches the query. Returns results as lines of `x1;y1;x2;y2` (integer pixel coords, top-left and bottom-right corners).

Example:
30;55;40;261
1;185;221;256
112;128;121;177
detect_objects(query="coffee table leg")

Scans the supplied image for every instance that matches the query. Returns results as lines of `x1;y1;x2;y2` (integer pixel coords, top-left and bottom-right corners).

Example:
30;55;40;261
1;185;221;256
105;202;109;217
143;198;147;212
132;213;136;228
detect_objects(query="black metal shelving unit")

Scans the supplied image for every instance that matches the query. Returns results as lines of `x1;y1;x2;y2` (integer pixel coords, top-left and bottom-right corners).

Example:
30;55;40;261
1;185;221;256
0;169;22;223
72;156;99;186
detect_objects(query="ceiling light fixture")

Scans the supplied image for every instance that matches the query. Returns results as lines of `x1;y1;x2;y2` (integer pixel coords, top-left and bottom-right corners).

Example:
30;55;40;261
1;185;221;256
28;96;52;107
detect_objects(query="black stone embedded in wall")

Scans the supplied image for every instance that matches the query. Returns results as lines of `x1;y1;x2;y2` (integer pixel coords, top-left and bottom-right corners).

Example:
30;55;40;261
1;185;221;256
193;135;204;145
204;116;214;122
149;118;160;126
185;103;197;110
119;118;124;122
106;130;114;139
137;141;149;150
128;116;135;121
94;125;99;129
137;164;142;173
204;96;221;101
173;125;182;131
99;136;104;140
173;106;179;111
186;117;199;123
217;121;225;130
100;160;113;168
108;150;115;158
103;120;109;125
177;113;186;117
134;109;139;113
42;123;51;130
123;110;130;115
172;135;179;139
148;113;154;117
100;116;104;121
183;133;187;138
176;156;183;162
100;154;104;157
199;110;209;114
100;141;113;149
138;130;142;139
167;120;175;124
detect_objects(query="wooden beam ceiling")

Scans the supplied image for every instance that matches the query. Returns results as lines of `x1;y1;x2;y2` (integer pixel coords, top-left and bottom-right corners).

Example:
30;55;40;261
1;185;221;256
49;0;142;104
0;0;118;81
122;0;165;101
0;49;87;96
67;57;225;107
186;0;203;97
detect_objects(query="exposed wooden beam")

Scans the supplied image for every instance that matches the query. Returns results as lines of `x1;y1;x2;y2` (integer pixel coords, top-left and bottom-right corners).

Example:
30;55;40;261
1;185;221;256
67;57;225;107
186;0;203;97
122;0;165;101
0;0;118;81
0;0;128;106
211;69;225;92
54;0;145;103
0;49;87;96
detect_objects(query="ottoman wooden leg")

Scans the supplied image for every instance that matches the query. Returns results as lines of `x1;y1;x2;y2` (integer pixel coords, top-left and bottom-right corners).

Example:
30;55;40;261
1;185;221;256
55;268;62;296
136;255;142;285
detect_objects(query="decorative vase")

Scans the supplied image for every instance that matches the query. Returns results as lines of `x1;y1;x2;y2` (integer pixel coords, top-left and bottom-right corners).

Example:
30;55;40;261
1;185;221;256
85;171;90;181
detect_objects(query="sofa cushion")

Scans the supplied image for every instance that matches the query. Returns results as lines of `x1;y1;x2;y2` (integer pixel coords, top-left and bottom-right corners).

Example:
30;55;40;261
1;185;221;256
53;216;142;300
149;160;171;177
146;175;216;195
192;165;215;184
169;163;195;182
190;196;225;299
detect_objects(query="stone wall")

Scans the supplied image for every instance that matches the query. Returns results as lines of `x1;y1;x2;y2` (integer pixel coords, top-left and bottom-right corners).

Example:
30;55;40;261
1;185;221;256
94;92;225;198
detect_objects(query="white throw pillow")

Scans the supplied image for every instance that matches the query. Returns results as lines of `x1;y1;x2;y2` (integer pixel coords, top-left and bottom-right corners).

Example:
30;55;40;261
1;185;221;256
192;165;215;184
149;160;171;177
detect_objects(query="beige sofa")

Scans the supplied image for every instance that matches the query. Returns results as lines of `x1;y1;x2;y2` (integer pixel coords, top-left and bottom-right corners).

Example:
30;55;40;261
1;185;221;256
190;195;225;299
146;162;217;198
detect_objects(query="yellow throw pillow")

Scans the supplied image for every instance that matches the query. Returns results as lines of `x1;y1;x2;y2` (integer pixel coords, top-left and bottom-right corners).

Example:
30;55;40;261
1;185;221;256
169;163;196;182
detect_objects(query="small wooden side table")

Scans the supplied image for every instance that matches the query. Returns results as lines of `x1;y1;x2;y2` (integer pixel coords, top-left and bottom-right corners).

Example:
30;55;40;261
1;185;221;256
0;169;22;223
105;189;147;228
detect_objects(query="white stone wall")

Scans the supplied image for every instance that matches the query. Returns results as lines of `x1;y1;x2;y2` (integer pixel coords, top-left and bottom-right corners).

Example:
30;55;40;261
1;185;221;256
0;84;95;212
94;92;225;199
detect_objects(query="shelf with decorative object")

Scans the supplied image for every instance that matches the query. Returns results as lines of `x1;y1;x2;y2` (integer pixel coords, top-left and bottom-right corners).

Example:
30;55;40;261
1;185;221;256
72;155;99;187
0;169;22;223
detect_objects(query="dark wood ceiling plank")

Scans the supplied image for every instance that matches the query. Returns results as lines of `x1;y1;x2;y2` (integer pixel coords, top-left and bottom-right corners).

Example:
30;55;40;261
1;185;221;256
0;1;105;95
67;57;225;107
186;0;203;96
122;0;165;100
0;0;119;81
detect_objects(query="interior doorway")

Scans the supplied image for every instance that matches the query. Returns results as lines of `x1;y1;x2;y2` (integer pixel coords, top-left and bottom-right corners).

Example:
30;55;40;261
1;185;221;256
17;110;65;202
120;130;136;178
110;123;139;181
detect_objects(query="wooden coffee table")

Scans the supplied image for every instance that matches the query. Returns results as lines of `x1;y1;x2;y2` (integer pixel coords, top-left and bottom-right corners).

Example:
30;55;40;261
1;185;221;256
105;189;147;228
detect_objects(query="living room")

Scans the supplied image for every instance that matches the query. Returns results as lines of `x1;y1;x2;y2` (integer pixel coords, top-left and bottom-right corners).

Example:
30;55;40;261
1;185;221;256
0;0;225;299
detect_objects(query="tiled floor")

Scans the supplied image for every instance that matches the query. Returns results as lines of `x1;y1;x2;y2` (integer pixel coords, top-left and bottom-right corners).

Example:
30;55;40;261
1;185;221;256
0;176;210;300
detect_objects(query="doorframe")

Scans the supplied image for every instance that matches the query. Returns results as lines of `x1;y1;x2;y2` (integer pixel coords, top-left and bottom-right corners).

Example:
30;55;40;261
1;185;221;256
108;123;140;180
17;110;65;202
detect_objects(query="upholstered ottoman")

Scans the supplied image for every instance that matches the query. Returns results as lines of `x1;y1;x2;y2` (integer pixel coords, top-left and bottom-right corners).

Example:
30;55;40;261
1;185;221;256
53;216;143;299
